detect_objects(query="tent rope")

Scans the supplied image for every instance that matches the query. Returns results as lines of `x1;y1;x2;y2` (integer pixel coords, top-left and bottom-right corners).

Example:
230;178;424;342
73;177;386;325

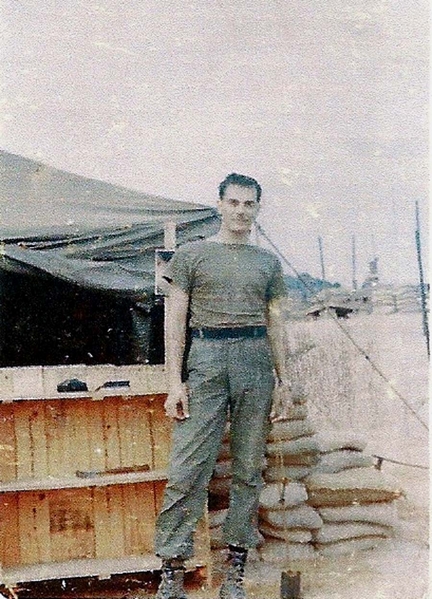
256;223;429;433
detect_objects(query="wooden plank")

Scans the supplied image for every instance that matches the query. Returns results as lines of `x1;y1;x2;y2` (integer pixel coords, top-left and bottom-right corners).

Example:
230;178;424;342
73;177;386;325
0;492;20;566
108;486;126;558
2;364;167;403
93;487;113;559
1;554;163;586
0;404;17;482
93;486;125;560
148;396;172;470
60;399;79;477
0;469;168;493
12;367;43;400
44;402;68;478
71;400;91;473
121;484;139;556
29;402;48;479
129;397;153;470
0;369;14;401
87;402;105;472
117;400;136;468
102;398;121;470
122;482;158;556
137;482;158;554
14;403;33;479
18;492;51;564
49;489;95;562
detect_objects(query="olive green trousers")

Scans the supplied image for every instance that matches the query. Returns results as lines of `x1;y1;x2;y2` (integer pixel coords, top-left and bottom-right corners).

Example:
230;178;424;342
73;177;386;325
154;335;274;559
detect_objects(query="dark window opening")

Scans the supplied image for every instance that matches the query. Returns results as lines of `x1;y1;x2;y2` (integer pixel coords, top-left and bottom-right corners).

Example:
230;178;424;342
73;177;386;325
0;270;165;367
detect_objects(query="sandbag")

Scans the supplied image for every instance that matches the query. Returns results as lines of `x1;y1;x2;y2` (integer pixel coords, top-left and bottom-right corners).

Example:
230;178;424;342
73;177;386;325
210;525;225;549
267;453;319;467
279;403;308;421
318;502;398;527
259;539;316;562
208;508;228;529
259;523;312;543
314;431;367;453
313;521;393;544
316;536;386;556
315;450;375;474
266;436;320;457
259;482;307;509
267;420;316;442
305;469;403;507
260;504;323;530
264;465;312;482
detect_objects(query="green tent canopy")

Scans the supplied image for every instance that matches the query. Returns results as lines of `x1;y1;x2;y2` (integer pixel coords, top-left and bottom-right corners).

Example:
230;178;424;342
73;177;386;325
0;151;220;366
0;150;220;300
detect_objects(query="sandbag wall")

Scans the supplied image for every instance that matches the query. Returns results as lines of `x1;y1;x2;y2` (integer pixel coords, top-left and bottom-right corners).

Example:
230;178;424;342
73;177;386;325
208;398;403;560
307;431;402;555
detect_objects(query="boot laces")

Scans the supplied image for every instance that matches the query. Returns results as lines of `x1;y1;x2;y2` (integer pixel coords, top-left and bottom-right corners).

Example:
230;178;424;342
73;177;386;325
156;567;187;599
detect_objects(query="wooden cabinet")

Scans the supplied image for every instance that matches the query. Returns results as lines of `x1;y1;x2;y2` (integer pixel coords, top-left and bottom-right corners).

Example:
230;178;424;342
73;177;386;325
0;365;211;588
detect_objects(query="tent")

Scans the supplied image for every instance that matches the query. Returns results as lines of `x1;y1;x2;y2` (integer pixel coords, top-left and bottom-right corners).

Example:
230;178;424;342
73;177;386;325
0;151;220;366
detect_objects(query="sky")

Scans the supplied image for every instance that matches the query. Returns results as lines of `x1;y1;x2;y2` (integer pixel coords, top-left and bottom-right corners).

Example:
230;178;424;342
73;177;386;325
1;0;429;287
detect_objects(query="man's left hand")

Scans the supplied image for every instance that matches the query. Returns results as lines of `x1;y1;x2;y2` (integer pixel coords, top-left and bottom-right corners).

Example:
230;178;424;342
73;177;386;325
270;379;294;422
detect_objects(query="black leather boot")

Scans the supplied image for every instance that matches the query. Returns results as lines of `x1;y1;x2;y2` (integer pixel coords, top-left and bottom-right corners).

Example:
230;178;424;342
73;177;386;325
155;558;188;599
219;546;248;599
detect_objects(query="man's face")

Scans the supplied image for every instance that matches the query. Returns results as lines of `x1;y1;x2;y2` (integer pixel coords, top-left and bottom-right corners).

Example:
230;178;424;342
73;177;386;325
217;184;260;233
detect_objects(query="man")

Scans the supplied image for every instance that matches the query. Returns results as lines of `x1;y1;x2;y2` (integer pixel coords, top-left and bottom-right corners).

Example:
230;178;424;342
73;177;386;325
153;173;292;599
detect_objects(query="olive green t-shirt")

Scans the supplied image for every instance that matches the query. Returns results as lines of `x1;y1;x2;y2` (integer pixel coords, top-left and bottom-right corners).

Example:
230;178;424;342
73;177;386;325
168;240;286;328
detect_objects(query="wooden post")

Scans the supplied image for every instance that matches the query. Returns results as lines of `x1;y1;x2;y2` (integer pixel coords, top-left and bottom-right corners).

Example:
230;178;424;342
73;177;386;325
163;222;177;365
415;201;430;358
281;570;301;599
164;221;176;251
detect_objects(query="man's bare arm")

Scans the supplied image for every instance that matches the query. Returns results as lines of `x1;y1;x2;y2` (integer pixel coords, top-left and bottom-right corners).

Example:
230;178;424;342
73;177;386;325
164;284;190;420
266;297;293;421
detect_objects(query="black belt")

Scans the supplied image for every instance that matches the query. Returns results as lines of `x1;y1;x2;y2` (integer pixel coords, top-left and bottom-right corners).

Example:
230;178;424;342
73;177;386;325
191;326;267;340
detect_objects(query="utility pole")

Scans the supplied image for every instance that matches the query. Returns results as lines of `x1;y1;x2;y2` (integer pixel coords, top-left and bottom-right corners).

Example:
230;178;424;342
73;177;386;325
318;236;326;281
415;201;429;358
351;234;358;290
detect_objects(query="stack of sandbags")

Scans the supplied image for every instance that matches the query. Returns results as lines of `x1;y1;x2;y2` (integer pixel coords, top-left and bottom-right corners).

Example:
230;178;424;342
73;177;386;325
258;481;319;561
208;508;228;549
313;431;375;474
265;402;319;483
305;468;403;555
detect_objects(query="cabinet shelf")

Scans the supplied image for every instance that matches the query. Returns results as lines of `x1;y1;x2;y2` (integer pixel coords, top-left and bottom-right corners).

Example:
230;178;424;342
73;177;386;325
0;469;168;493
1;555;207;586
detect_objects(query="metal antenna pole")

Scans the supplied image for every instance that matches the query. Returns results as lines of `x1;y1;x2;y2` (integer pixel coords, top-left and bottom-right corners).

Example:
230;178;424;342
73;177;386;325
318;236;326;280
352;234;358;290
415;201;429;358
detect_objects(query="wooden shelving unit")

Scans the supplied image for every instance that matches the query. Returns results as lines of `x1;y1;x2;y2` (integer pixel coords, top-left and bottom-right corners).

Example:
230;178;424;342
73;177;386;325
0;365;211;588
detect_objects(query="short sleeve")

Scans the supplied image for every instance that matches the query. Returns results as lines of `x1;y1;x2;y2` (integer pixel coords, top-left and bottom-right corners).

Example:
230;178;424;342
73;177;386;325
165;246;194;293
266;258;286;301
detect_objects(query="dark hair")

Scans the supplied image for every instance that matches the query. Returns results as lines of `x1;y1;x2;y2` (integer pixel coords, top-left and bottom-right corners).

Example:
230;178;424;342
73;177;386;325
218;173;262;203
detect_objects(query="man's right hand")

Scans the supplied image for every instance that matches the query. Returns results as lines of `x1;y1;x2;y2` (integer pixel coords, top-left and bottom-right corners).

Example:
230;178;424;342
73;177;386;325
164;383;190;420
